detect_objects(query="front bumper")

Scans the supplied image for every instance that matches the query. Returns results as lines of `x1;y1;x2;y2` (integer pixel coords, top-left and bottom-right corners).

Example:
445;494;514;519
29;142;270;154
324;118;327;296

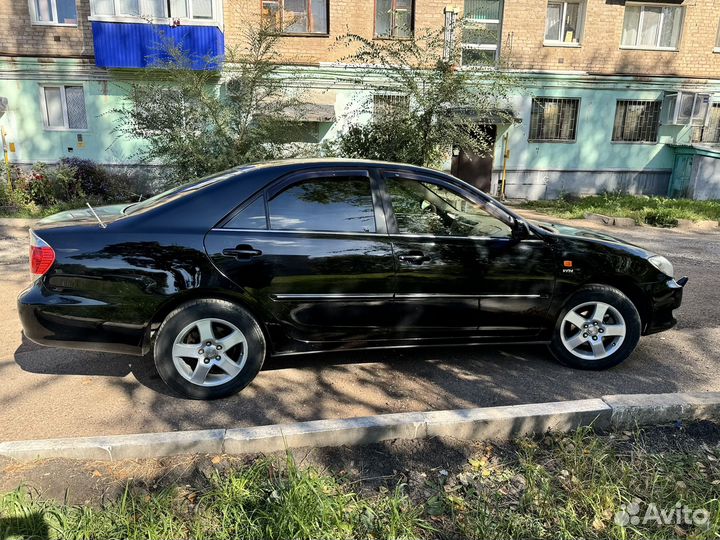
17;283;145;356
643;277;687;335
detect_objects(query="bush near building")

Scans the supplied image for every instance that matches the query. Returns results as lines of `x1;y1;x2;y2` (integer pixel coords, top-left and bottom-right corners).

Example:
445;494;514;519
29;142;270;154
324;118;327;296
0;159;144;218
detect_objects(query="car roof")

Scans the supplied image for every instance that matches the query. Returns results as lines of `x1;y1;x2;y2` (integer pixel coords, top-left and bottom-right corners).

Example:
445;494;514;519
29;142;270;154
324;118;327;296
248;158;447;176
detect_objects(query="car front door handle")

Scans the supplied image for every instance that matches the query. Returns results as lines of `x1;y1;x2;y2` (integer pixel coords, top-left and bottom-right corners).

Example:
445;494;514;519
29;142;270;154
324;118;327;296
222;245;263;260
398;251;428;265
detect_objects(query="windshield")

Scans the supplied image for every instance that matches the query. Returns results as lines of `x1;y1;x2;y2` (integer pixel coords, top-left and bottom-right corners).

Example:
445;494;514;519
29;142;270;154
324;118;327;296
124;166;256;215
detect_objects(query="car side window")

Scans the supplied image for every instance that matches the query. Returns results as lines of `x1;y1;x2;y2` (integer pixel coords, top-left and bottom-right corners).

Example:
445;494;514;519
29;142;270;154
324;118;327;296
224;196;267;229
386;178;512;238
268;177;377;233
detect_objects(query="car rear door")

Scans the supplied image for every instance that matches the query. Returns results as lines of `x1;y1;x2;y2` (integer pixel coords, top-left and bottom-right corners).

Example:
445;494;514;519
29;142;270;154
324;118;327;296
379;169;555;339
204;168;396;343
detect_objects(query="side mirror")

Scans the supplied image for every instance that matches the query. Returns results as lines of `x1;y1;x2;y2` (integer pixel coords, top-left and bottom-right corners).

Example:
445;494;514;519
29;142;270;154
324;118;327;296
512;219;530;241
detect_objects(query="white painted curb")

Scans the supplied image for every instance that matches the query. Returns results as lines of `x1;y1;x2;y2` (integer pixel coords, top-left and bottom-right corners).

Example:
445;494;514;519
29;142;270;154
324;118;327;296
0;392;717;461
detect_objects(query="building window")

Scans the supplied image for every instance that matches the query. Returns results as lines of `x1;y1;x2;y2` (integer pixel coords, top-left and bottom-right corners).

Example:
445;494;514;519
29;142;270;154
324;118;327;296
612;100;661;143
621;4;684;50
461;0;502;66
262;0;329;34
375;0;413;38
529;98;580;142
544;1;584;45
31;0;77;25
41;85;87;130
373;93;410;117
715;20;720;52
90;0;214;19
692;103;720;144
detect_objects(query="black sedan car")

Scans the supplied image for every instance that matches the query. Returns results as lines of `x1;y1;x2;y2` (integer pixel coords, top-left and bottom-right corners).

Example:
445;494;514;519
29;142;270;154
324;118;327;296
18;159;686;399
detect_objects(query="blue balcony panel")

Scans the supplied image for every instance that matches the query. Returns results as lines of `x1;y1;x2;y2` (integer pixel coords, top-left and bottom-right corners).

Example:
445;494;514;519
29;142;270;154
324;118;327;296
92;22;224;70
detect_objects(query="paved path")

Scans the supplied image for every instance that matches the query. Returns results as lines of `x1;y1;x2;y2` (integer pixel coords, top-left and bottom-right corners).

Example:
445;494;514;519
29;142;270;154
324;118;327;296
1;215;718;441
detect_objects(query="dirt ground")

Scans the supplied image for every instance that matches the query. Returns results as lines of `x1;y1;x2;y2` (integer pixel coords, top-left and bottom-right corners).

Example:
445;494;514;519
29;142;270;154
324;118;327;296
1;215;719;442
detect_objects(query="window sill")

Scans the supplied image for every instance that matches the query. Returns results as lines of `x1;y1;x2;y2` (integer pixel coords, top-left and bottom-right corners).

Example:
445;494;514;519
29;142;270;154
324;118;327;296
43;127;90;132
373;36;413;41
610;140;660;145
88;15;220;27
543;41;581;48
266;31;330;38
619;45;679;52
31;21;78;27
714;47;720;53
528;139;578;144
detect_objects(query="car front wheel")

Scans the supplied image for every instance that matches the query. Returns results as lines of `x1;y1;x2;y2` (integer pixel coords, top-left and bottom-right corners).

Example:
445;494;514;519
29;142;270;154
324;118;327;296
154;299;266;399
548;285;641;370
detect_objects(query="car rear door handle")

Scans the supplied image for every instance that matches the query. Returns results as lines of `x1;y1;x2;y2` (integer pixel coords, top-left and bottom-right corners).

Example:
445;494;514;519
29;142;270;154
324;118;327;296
397;251;428;265
222;245;262;260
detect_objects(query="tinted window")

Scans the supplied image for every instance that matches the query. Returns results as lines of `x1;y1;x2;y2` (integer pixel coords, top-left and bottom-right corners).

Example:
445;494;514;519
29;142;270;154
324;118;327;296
268;177;376;233
387;178;512;238
225;196;267;229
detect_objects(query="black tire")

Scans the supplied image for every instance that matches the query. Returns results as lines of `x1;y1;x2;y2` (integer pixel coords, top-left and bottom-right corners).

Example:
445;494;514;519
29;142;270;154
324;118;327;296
548;285;641;370
154;299;266;399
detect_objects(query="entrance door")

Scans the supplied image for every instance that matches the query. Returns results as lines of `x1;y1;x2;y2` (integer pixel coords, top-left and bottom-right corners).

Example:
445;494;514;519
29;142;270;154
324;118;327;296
451;125;497;192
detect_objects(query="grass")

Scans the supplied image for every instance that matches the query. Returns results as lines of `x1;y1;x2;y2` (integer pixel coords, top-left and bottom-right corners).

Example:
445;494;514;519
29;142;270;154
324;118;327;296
521;194;720;228
1;426;719;539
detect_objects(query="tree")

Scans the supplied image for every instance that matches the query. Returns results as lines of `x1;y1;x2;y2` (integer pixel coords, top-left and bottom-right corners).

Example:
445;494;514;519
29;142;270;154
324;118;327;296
332;23;520;167
111;22;309;183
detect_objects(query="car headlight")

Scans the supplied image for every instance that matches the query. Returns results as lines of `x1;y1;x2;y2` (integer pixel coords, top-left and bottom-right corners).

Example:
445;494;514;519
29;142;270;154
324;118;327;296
648;255;674;278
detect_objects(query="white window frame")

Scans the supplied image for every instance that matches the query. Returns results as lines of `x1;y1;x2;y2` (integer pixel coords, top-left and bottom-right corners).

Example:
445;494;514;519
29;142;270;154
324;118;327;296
28;0;78;27
543;0;585;47
39;84;88;132
620;3;684;51
461;0;504;66
88;0;222;26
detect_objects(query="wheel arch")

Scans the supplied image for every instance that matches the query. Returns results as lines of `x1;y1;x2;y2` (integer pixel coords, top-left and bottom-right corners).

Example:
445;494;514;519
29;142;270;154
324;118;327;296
141;290;274;355
583;277;651;333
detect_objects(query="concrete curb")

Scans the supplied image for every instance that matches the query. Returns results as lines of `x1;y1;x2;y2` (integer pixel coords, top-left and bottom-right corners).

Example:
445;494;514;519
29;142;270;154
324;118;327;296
0;392;718;461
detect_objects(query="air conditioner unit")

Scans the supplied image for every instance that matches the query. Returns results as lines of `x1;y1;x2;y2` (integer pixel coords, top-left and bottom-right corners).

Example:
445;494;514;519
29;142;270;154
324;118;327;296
662;91;711;126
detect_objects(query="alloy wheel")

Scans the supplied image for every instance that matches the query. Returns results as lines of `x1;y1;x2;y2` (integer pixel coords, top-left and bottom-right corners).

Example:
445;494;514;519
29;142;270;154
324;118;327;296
560;301;626;361
172;318;248;387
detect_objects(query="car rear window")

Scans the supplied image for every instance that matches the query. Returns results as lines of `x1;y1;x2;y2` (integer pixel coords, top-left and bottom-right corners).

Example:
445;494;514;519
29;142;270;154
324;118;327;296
124;166;256;215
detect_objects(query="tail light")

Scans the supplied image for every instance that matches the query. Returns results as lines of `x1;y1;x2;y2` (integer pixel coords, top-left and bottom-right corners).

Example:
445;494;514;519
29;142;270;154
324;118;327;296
29;230;55;277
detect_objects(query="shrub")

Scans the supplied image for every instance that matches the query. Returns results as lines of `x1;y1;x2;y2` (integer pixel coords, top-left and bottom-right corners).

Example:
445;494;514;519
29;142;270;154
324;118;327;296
59;157;114;198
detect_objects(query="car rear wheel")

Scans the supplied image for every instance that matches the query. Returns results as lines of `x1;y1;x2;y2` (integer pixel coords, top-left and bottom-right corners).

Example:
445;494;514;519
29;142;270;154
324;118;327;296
548;285;641;370
154;299;266;399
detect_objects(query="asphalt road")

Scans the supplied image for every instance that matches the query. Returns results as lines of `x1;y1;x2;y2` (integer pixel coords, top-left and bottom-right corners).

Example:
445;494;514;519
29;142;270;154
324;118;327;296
1;215;718;442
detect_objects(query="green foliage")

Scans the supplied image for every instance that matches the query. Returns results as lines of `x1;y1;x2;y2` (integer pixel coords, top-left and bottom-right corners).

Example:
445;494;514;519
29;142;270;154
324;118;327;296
332;24;520;167
0;160;140;217
522;193;720;227
111;23;314;184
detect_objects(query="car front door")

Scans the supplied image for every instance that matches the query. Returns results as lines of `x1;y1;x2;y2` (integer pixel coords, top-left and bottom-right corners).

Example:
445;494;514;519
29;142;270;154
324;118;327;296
380;170;556;339
205;168;396;344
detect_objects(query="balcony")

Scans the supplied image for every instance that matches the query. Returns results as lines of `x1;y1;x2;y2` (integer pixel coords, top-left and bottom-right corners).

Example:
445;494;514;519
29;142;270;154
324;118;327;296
89;0;223;69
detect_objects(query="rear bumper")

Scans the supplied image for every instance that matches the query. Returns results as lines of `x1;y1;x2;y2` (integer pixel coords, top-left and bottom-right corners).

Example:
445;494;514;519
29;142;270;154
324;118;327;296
643;277;687;335
17;283;145;356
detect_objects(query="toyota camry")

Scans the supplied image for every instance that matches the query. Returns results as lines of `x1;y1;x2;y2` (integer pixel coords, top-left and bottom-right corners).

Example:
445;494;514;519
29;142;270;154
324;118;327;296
18;159;687;399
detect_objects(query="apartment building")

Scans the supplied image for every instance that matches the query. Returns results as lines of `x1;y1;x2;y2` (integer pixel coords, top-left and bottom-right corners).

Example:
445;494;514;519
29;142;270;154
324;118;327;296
1;0;719;198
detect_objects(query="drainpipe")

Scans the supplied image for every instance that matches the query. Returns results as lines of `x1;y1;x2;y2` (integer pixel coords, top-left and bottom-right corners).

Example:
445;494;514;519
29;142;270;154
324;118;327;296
500;131;510;200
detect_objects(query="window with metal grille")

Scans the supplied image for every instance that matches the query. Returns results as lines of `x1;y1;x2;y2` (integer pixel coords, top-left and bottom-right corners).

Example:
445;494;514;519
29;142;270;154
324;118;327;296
461;0;502;66
41;85;87;131
375;0;414;38
373;94;410;117
692;104;720;144
261;0;329;34
621;4;684;50
612;100;661;143
529;98;579;142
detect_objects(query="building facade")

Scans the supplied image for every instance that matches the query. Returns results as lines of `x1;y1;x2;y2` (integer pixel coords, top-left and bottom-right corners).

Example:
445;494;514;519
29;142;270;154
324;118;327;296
1;0;719;198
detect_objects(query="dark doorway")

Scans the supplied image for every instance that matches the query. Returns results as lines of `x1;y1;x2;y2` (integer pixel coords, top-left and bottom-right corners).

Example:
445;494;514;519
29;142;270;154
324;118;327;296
451;124;497;193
